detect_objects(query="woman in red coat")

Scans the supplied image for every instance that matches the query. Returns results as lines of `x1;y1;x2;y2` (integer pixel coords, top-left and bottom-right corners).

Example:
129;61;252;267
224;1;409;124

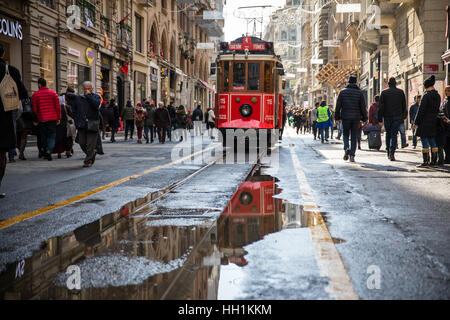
368;95;380;125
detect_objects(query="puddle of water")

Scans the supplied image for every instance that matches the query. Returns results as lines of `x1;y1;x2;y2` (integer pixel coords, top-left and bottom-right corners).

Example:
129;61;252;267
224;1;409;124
0;167;333;300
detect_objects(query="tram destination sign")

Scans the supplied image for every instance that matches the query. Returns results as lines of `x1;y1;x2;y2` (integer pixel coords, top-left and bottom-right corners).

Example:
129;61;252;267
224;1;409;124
229;37;265;51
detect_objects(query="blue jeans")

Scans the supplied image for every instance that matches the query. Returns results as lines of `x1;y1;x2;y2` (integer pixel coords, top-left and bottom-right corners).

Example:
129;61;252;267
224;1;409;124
319;127;329;141
337;122;343;139
342;119;359;156
421;137;437;150
411;126;417;146
39;121;57;154
144;126;154;142
398;122;407;146
383;117;403;153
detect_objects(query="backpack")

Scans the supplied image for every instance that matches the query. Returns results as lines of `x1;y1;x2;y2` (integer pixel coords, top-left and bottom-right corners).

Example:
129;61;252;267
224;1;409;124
0;64;20;112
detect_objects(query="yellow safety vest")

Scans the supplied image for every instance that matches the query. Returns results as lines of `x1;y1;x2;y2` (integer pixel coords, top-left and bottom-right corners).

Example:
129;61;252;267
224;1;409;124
317;106;329;123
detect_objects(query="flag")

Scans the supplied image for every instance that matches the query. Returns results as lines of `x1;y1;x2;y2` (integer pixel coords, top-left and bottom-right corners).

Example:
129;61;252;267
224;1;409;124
120;61;129;76
125;31;130;56
85;9;94;29
103;29;109;48
149;42;155;57
119;13;130;25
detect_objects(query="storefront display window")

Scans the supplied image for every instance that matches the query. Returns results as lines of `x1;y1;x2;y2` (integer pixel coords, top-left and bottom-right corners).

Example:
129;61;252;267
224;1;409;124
67;61;91;94
135;71;146;104
39;34;56;90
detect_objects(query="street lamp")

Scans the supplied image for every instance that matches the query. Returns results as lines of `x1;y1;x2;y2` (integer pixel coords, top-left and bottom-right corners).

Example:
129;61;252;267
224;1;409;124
396;64;400;75
412;54;417;66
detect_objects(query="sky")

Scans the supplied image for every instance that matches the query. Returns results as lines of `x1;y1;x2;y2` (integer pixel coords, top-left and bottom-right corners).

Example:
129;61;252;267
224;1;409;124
223;0;286;41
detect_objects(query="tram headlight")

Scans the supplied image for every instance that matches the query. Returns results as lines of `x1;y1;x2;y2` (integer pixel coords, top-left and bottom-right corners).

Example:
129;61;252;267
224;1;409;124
239;191;253;206
239;104;253;118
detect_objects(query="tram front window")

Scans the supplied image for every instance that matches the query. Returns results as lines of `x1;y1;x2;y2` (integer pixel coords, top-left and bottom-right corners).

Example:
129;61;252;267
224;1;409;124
233;62;246;90
247;63;260;90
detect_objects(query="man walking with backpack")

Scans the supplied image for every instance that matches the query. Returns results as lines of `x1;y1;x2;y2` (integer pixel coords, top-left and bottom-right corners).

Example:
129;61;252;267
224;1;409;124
0;43;28;198
335;75;368;163
378;77;407;161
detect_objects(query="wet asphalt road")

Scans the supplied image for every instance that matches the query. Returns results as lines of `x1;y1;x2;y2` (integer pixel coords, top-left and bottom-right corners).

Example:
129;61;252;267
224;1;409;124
0;128;449;299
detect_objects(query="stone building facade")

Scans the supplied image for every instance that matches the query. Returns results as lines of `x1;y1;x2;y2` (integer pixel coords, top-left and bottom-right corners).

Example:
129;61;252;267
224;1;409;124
1;0;222;115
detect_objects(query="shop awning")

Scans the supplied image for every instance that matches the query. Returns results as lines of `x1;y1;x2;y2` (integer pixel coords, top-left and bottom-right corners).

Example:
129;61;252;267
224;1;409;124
199;79;215;93
315;62;359;88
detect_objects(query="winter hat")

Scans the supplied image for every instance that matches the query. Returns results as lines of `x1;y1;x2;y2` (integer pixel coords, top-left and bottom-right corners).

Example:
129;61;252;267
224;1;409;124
349;75;357;84
137;103;142;107
423;75;435;89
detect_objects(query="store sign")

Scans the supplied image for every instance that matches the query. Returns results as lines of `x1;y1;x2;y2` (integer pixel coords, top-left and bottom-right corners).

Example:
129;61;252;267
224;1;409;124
85;47;95;65
0;17;23;40
203;11;224;20
197;42;215;50
423;64;439;74
297;68;307;73
336;4;361;13
229;37;265;51
68;48;80;57
311;59;323;65
323;40;340;47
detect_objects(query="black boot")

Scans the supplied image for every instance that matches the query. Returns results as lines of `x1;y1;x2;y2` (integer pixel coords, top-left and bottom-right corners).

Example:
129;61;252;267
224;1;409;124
343;149;350;161
430;151;438;168
389;152;396;161
417;151;430;167
437;148;445;166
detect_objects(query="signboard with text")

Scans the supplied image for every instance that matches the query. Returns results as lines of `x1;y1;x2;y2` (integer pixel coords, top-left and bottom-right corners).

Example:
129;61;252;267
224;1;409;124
423;64;439;74
229;37;265;51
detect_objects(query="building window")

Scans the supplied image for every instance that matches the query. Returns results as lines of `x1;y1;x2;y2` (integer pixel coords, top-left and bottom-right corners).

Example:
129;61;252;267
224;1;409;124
75;0;96;24
281;31;287;41
289;28;296;41
67;61;91;94
39;34;56;91
40;0;55;9
135;14;142;52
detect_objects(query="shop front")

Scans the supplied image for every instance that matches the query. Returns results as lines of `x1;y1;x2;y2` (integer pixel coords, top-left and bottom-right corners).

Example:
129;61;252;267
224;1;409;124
66;40;96;94
100;54;112;102
134;71;147;104
0;11;24;78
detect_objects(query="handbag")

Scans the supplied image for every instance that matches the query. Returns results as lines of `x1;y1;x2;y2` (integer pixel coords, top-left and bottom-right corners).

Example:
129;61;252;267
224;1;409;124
21;97;35;121
86;119;100;132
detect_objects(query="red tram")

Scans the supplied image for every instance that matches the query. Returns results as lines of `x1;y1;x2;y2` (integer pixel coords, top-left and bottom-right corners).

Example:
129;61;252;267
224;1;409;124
214;36;285;147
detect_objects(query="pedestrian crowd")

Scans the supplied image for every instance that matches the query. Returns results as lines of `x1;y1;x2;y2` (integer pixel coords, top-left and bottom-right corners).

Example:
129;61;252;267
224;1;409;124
286;74;450;166
0;43;216;198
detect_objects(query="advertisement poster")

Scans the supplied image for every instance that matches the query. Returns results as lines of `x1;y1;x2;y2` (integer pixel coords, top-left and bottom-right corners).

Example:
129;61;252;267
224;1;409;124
408;76;421;107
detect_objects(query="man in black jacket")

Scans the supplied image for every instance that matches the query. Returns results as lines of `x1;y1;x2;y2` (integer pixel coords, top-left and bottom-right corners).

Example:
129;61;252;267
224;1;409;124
67;81;101;167
192;105;203;137
0;44;28;198
335;75;368;162
378;77;407;161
